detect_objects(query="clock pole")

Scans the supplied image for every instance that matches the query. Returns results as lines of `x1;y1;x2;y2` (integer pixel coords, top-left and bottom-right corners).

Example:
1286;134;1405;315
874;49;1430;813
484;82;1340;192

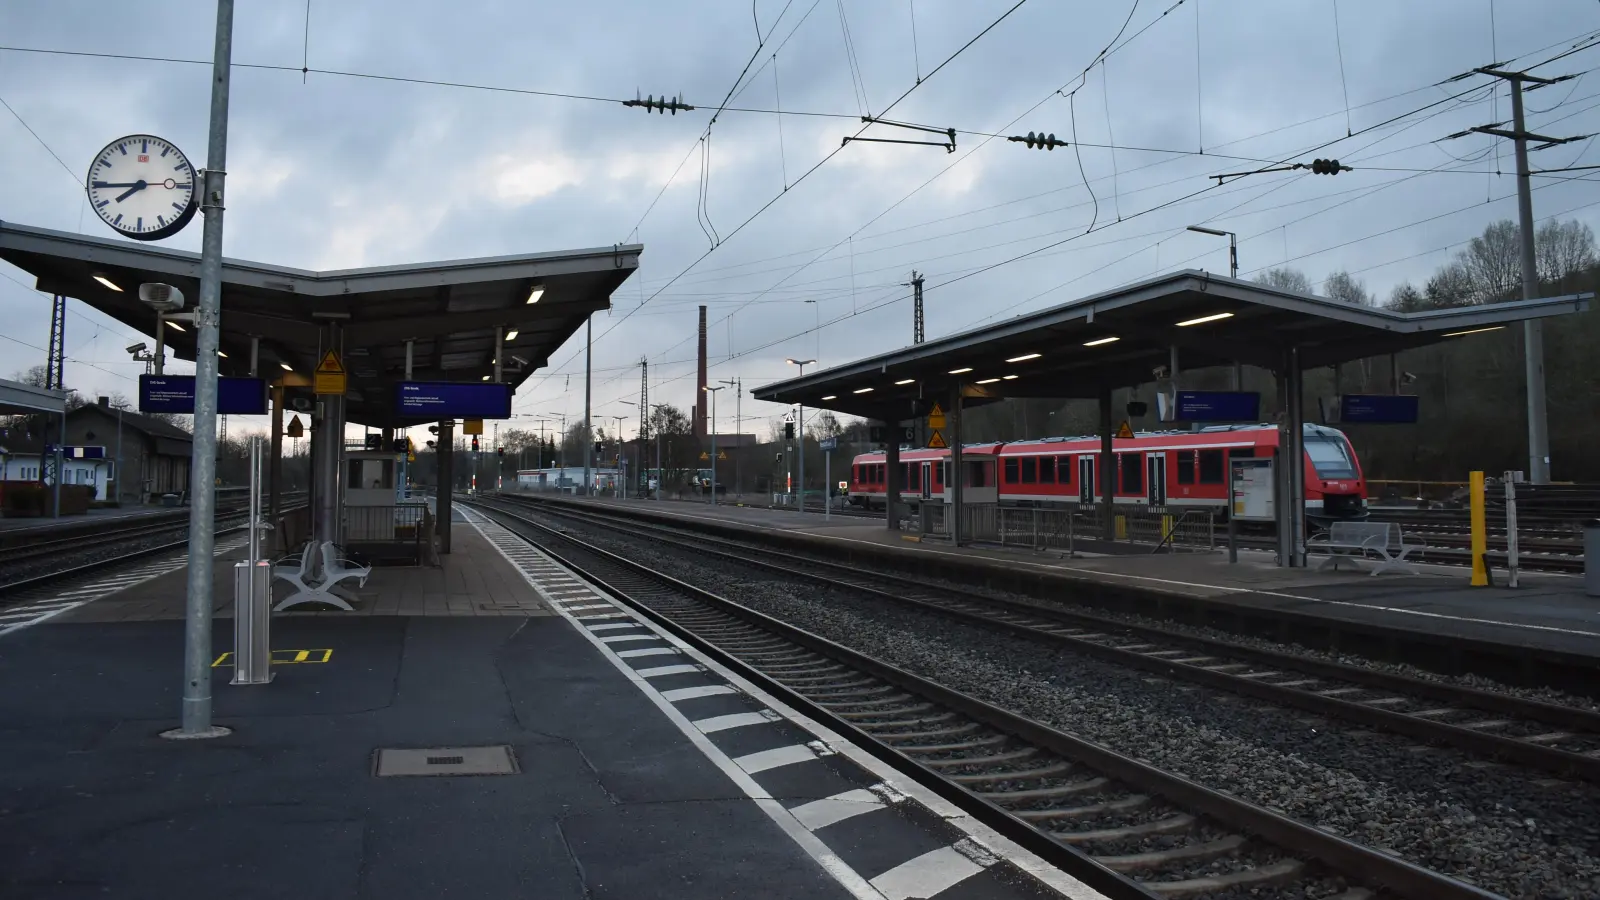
169;0;235;740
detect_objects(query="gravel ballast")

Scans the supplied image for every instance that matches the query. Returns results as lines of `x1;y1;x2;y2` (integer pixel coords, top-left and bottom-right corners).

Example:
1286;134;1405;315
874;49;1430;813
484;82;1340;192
553;517;1600;899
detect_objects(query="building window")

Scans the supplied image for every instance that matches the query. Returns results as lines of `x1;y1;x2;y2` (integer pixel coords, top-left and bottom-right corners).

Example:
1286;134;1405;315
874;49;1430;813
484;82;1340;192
1003;457;1018;483
1039;456;1055;484
1119;453;1143;494
1021;457;1037;484
1177;451;1196;485
1057;456;1072;485
1198;449;1225;485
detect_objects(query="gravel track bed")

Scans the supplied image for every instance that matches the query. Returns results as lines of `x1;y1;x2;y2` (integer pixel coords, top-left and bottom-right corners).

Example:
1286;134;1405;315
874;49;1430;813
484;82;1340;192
913;571;1600;713
550;518;1600;899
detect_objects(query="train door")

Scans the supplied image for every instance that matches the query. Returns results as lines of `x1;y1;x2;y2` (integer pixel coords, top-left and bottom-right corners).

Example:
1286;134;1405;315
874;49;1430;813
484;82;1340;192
1077;456;1094;504
920;461;932;500
1145;452;1167;507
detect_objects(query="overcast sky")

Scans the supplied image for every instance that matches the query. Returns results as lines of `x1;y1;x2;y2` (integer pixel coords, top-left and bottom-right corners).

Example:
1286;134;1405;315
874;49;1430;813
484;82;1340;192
3;0;1598;443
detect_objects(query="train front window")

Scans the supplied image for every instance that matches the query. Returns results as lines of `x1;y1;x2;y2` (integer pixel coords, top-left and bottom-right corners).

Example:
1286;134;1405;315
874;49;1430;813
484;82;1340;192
1305;436;1358;479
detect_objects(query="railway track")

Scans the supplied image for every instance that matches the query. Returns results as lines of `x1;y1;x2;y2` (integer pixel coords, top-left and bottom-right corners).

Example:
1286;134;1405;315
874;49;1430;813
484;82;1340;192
468;497;1501;900
494;494;1600;786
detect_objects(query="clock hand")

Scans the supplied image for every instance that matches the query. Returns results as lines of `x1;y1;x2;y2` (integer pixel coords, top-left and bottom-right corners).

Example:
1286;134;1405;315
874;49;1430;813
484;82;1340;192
114;180;148;203
92;181;142;188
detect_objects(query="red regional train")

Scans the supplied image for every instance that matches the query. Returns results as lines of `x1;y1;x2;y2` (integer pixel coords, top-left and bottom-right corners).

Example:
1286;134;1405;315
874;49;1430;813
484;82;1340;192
847;423;1367;522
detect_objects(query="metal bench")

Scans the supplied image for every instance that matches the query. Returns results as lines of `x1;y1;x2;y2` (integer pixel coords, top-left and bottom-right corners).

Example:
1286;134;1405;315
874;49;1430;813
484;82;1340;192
272;540;364;611
1306;521;1427;576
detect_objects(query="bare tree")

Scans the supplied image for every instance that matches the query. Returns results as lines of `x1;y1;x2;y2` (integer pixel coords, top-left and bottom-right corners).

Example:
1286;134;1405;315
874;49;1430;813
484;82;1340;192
1324;271;1372;306
1387;282;1426;312
1255;267;1313;294
807;410;843;442
1424;261;1475;309
1459;219;1521;303
1536;219;1597;286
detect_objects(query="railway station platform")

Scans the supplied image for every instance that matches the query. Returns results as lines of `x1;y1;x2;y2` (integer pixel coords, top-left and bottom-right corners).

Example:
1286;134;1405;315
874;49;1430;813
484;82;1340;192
0;511;1092;900
541;494;1600;661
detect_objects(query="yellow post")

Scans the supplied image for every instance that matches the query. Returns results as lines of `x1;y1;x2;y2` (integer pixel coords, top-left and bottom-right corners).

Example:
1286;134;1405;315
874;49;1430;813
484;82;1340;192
1114;515;1127;541
1470;470;1488;586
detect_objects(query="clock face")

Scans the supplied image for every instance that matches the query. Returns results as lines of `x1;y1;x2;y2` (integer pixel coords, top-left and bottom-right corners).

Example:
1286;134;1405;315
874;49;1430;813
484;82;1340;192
85;134;199;242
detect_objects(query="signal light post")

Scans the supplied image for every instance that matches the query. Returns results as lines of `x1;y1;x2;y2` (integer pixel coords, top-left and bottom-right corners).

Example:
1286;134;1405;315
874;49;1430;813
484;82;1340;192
786;358;814;513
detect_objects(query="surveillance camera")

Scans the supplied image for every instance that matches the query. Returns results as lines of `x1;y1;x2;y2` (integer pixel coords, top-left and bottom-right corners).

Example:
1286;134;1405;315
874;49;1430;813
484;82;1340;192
126;341;148;355
138;283;185;312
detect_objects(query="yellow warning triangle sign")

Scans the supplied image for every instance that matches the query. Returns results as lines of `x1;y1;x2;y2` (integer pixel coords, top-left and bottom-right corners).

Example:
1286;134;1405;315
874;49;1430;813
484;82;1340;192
316;350;346;375
927;429;948;449
1116;420;1135;439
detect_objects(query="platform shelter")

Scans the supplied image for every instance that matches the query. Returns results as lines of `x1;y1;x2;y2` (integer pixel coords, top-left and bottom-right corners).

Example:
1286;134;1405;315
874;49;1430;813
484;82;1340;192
753;269;1590;565
0;220;641;553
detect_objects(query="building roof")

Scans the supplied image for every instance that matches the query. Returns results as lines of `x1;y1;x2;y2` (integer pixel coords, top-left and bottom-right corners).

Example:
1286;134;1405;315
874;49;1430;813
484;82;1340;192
72;401;194;443
0;220;642;428
753;269;1592;421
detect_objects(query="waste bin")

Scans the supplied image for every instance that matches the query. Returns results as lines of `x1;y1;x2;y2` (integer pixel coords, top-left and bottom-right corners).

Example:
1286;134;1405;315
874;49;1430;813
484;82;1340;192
1587;519;1600;598
161;493;180;508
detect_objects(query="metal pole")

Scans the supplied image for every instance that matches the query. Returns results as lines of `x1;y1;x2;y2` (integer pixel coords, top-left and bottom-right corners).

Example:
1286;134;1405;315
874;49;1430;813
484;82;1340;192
1509;81;1550;484
1505;473;1520;588
170;0;234;739
825;448;831;521
1228;233;1238;279
268;385;282;552
583;317;593;496
709;389;719;507
115;407;123;505
231;434;271;685
155;318;166;376
52;415;64;520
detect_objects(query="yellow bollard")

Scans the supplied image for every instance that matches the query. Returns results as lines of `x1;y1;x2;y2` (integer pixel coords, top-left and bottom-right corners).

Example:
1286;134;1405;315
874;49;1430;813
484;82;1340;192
1470;470;1488;587
1114;515;1127;541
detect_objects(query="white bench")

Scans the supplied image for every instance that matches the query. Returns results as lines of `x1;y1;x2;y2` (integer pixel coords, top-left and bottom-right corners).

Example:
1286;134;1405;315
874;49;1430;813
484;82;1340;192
1306;521;1427;576
272;540;366;611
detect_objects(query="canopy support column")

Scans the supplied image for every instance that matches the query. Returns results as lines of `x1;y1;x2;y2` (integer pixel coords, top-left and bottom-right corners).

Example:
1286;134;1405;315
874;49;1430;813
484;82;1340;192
884;425;901;532
1287;348;1307;567
437;420;455;554
950;386;963;546
1098;386;1115;541
268;383;283;552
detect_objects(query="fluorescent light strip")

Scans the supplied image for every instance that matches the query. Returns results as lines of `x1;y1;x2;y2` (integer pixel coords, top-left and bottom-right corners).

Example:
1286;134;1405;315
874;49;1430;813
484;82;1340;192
526;286;544;304
821;395;837;400
505;329;519;341
279;362;293;371
948;367;973;374
1083;336;1120;346
852;387;874;394
975;378;1000;384
1002;374;1018;380
895;378;915;385
217;351;228;359
1005;353;1041;363
1446;321;1504;336
1176;312;1234;327
92;275;122;292
164;320;186;332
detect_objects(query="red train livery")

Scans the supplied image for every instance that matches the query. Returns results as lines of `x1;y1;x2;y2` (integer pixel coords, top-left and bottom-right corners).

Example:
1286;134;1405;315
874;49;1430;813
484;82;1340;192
848;423;1367;521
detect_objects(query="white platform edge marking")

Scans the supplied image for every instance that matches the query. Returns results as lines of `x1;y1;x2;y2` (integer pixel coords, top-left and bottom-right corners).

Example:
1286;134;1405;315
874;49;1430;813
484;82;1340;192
459;507;890;900
0;535;251;639
463;505;1109;900
789;789;884;831
870;846;985;900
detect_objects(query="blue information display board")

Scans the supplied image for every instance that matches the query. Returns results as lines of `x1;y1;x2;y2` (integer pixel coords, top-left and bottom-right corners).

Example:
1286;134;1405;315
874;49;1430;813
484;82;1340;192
1340;394;1419;424
396;381;512;419
139;374;268;415
1176;391;1261;422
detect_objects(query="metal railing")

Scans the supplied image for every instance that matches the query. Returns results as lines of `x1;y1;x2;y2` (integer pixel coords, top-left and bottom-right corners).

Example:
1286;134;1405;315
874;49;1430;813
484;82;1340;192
916;501;1214;553
342;501;432;563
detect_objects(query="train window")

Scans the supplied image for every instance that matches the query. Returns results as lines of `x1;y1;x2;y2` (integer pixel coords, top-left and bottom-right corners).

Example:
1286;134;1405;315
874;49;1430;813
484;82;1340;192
1040;456;1055;484
1198;449;1225;484
940;462;949;487
1057;455;1071;485
1004;457;1019;483
877;464;886;485
1021;457;1037;484
908;464;920;490
968;461;987;487
1176;451;1196;485
1119;453;1142;494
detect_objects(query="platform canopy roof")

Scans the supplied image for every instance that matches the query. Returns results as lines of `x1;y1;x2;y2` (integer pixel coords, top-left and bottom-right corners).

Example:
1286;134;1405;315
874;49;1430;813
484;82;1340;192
754;269;1591;422
0;376;66;417
0;220;641;428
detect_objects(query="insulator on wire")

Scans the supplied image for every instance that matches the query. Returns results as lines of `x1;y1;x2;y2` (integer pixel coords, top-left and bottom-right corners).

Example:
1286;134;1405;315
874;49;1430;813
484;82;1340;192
1309;158;1349;175
624;91;696;115
1007;131;1068;151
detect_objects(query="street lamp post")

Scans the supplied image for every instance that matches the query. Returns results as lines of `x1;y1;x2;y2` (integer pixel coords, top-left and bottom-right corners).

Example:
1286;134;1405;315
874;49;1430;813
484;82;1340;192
650;403;668;500
785;358;815;512
1187;225;1242;389
702;386;724;506
612;415;629;499
717;378;740;496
